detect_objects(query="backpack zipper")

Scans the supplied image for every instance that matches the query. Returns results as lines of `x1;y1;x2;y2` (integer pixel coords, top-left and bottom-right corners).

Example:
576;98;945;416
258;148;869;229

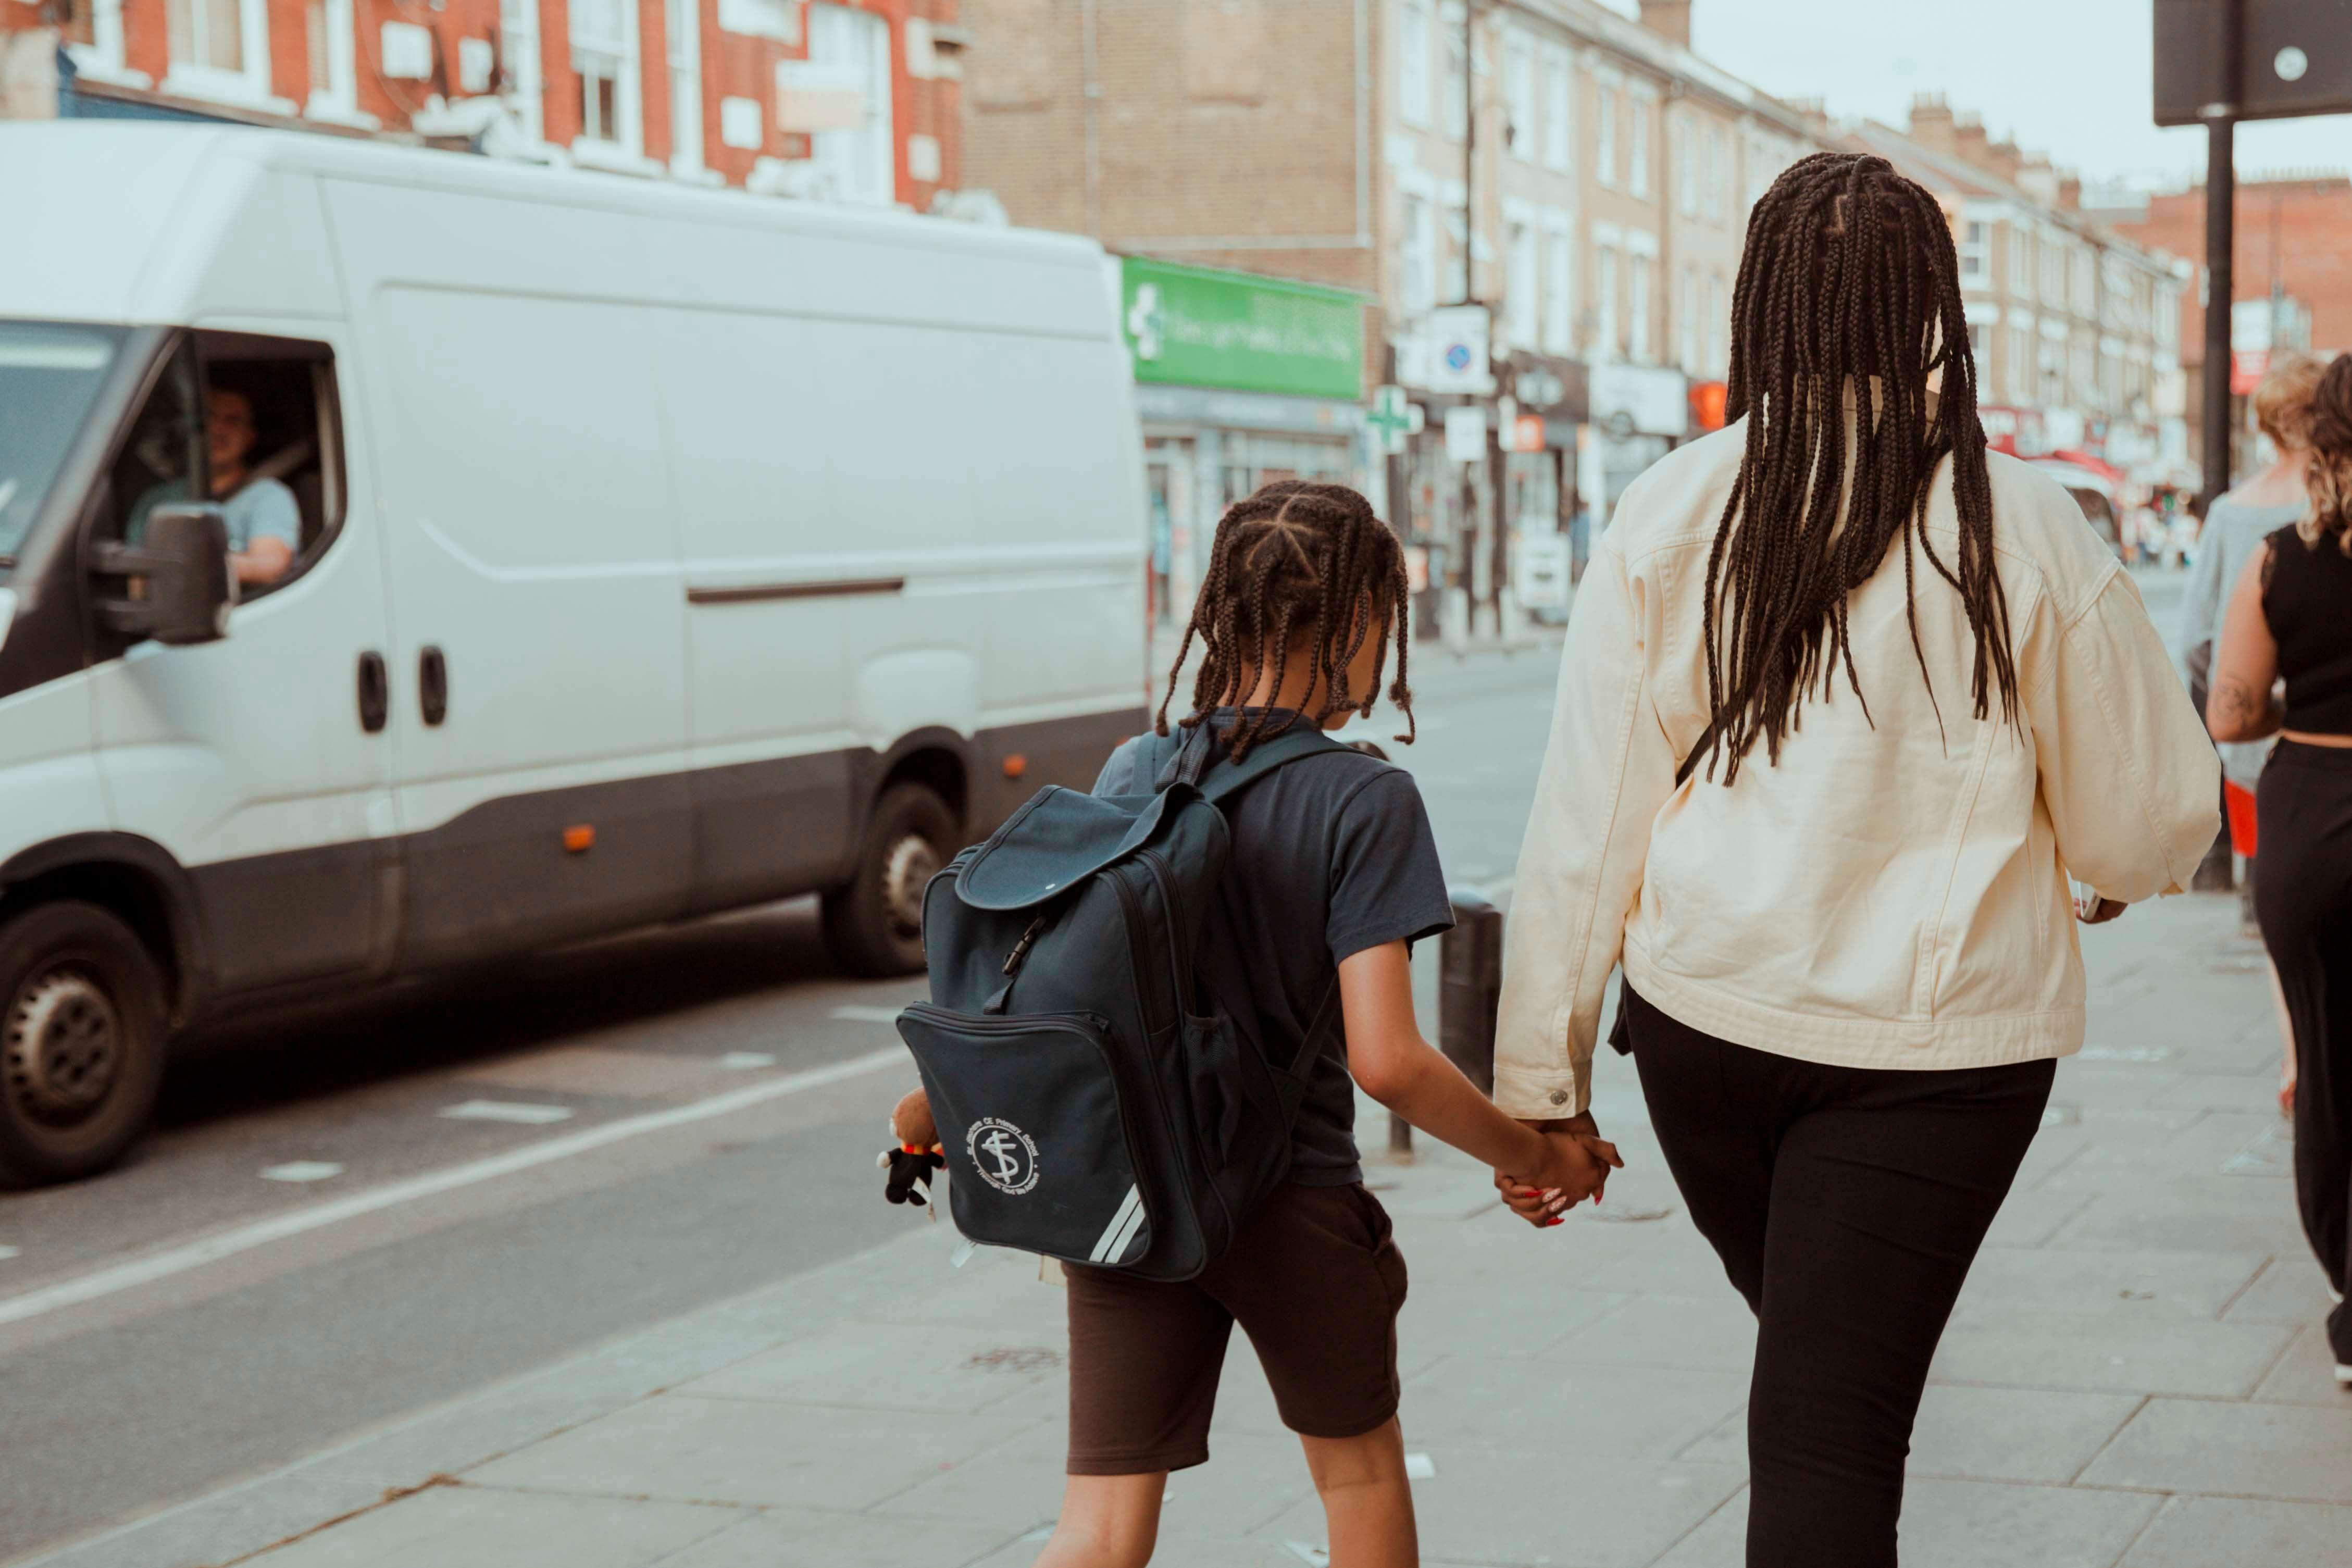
1124;851;1239;1249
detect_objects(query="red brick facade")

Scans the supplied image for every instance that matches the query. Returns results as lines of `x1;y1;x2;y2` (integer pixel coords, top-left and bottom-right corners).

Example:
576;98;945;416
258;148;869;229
4;0;962;208
2109;176;2352;360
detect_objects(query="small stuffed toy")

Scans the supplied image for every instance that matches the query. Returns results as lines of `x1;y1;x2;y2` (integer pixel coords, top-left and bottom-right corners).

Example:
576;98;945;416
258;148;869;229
879;1087;945;1209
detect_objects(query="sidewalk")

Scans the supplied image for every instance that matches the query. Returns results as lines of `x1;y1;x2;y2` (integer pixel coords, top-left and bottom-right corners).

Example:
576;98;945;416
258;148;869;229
23;893;2348;1568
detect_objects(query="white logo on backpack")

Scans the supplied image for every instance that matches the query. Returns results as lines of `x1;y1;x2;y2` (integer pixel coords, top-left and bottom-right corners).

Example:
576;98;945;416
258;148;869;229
966;1117;1040;1195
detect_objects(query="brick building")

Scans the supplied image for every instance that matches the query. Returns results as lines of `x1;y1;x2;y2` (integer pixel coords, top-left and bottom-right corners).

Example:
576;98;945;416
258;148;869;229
1;0;965;207
1845;99;2189;482
959;0;1826;630
2096;172;2352;476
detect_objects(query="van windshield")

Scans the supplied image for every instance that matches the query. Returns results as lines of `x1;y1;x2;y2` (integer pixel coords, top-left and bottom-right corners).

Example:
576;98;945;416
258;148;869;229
0;321;123;574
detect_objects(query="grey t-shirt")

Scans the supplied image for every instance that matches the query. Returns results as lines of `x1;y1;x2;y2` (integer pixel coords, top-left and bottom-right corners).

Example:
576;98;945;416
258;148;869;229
130;476;301;555
2174;496;2307;786
1094;713;1455;1187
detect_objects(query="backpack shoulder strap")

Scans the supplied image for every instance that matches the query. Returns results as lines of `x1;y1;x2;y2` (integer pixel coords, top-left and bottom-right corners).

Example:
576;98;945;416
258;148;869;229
1197;724;1350;806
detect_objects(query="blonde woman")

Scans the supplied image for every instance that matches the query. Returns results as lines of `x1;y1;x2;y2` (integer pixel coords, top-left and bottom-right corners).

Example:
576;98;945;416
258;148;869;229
2207;351;2352;1389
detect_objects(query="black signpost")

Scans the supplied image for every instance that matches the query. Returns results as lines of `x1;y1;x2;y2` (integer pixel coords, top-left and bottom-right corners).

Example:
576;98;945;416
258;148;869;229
2154;0;2352;507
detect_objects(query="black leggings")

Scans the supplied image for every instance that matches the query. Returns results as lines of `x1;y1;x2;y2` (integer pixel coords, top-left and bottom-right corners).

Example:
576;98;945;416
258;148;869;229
2254;741;2352;1363
1626;986;2055;1568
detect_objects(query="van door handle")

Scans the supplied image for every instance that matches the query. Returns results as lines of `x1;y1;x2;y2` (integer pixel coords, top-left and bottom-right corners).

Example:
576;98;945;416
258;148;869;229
419;645;448;727
357;651;388;735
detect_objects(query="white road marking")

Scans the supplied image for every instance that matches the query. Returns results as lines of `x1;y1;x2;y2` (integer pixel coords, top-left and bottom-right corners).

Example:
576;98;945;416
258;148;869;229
0;1246;18;1262
718;1051;776;1069
0;1046;907;1331
1403;1451;1437;1480
440;1100;575;1125
259;1162;344;1184
830;1004;905;1024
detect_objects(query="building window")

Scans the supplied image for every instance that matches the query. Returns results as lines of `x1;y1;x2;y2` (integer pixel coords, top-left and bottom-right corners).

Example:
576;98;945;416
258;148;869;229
1959;220;1990;287
1541;44;1571;171
1503;30;1533;161
1968;320;1991;367
1679;265;1698;370
1707;271;1726;375
1508;220;1539;347
2039;235;2066;308
2007;323;2033;404
785;3;897;205
1543;227;1573;354
2072;248;2097;317
1399;0;1432;130
571;0;640;151
2039;338;2064;406
1676;118;1697;217
1628;254;1652;362
1595;244;1619;360
2008;226;2030;300
165;0;273;102
1595;85;1616;186
1442;9;1467;140
1400;193;1438;312
304;0;361;120
1628;98;1650;198
1705;124;1725;222
667;0;705;174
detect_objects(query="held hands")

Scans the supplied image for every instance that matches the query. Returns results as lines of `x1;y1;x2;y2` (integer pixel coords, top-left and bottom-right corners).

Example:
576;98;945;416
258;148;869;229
1495;1113;1623;1229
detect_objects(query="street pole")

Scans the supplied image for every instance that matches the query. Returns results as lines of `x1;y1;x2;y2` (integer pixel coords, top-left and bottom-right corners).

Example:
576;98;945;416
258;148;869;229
2198;0;2239;513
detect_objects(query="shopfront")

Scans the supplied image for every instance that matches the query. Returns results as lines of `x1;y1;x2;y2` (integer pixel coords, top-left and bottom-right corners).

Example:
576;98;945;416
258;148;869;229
1118;257;1370;629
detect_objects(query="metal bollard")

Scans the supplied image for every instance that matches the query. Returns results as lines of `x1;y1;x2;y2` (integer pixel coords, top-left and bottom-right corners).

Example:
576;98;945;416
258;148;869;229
1438;887;1502;1094
1387;887;1503;1162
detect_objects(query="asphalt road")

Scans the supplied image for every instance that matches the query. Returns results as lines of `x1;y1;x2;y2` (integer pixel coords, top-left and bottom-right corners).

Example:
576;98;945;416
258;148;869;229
0;568;2195;1563
0;644;1569;1563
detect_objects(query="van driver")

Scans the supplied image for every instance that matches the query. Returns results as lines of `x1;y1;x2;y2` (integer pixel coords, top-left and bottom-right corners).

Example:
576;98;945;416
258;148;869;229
131;385;299;587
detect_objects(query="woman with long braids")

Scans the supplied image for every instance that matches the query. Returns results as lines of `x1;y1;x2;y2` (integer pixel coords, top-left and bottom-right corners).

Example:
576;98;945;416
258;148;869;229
1490;153;2219;1565
2207;351;2352;1391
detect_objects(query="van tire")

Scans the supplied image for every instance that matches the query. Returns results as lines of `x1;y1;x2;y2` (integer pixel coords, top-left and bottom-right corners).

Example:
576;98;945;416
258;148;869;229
0;902;170;1188
823;782;957;977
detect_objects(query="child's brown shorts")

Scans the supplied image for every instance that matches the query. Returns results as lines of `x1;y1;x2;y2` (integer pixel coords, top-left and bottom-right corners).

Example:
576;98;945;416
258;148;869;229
1062;1181;1409;1475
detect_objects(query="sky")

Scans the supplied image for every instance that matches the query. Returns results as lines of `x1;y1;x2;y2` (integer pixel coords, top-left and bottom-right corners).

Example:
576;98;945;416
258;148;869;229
1599;0;2352;188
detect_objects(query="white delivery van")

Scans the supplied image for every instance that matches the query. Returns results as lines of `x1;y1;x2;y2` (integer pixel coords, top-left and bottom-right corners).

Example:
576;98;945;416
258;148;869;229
0;125;1148;1184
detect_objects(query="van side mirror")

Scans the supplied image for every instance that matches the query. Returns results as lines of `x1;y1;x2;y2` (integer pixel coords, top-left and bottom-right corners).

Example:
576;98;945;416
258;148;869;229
92;503;234;646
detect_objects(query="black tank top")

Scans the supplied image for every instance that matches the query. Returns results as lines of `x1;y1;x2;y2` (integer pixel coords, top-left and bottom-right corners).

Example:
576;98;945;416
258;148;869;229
2260;523;2352;735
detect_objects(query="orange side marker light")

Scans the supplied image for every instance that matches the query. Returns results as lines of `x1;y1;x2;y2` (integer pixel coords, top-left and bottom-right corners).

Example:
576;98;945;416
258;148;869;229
1002;754;1028;779
562;824;596;853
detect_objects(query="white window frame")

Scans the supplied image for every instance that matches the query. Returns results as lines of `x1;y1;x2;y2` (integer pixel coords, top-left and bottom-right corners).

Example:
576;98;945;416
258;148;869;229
1398;0;1432;130
2071;247;2097;318
1594;238;1620;362
1707;270;1726;376
1502;28;1533;162
65;0;145;86
1441;3;1467;140
1505;213;1539;349
499;0;545;145
666;0;705;176
2007;224;2030;301
1678;264;1698;370
570;0;644;157
787;3;897;207
162;0;285;109
1540;43;1571;171
1541;208;1574;355
1675;116;1696;217
1959;219;1990;288
302;0;372;125
2008;322;2034;404
1595;84;1617;187
1628;252;1652;362
2039;231;2067;308
1627;93;1651;199
1704;123;1725;222
1400;188;1439;313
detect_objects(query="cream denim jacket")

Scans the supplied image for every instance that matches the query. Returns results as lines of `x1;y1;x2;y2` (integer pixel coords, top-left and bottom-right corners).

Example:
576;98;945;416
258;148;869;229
1493;420;2221;1118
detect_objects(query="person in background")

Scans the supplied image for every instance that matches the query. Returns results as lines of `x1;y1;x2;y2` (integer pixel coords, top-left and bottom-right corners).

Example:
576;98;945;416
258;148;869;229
2174;353;2326;1111
2207;351;2352;1391
132;383;299;588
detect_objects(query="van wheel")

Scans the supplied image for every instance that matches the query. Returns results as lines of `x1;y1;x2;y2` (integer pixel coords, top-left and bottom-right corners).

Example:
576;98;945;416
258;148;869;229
823;783;957;978
0;902;169;1188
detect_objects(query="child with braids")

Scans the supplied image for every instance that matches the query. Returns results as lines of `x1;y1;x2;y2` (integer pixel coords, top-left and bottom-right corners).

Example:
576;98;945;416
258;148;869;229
1036;480;1617;1568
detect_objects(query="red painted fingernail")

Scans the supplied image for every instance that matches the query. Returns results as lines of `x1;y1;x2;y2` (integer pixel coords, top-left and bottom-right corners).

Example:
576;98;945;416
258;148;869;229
1544;1217;1563;1227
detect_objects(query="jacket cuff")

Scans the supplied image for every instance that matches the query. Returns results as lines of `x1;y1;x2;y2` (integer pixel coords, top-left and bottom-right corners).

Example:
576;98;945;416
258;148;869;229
1491;1063;1590;1120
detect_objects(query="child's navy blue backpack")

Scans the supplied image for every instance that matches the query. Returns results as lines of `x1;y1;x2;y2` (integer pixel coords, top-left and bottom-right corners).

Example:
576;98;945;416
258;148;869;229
895;721;1347;1280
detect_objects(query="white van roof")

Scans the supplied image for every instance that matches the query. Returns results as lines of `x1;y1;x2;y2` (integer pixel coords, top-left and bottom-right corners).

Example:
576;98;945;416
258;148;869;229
0;123;1111;329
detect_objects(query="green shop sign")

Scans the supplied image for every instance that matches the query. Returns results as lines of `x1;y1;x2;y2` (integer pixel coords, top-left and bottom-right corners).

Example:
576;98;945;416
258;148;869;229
1119;257;1364;402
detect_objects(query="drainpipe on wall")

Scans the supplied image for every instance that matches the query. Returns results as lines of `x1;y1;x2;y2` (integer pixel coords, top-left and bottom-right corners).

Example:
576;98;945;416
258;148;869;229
1080;0;1102;239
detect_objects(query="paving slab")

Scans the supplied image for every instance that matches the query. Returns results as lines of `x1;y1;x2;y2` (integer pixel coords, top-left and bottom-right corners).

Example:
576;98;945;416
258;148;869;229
1679;1384;2142;1486
648;1508;1022;1568
1399;1355;1748;1460
465;1395;1044;1511
1949;1247;2262;1325
2223;1256;2343;1327
1545;1290;1760;1374
2081;1398;2352;1503
677;1320;1069;1415
871;1426;1312;1540
19;1473;396;1568
2120;1495;2352;1567
240;1483;744;1568
1927;1313;2295;1397
1255;1453;1745;1568
1651;1478;2163;1568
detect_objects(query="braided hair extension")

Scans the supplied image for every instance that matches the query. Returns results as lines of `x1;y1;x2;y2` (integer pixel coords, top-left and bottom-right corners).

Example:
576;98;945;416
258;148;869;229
1697;151;2018;785
1153;480;1417;760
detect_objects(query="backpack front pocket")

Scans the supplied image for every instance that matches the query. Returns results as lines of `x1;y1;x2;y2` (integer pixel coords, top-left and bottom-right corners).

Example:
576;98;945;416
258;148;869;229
897;1006;1154;1267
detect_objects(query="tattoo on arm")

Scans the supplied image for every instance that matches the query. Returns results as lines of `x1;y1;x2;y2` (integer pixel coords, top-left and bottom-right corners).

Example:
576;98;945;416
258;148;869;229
2212;676;2281;737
